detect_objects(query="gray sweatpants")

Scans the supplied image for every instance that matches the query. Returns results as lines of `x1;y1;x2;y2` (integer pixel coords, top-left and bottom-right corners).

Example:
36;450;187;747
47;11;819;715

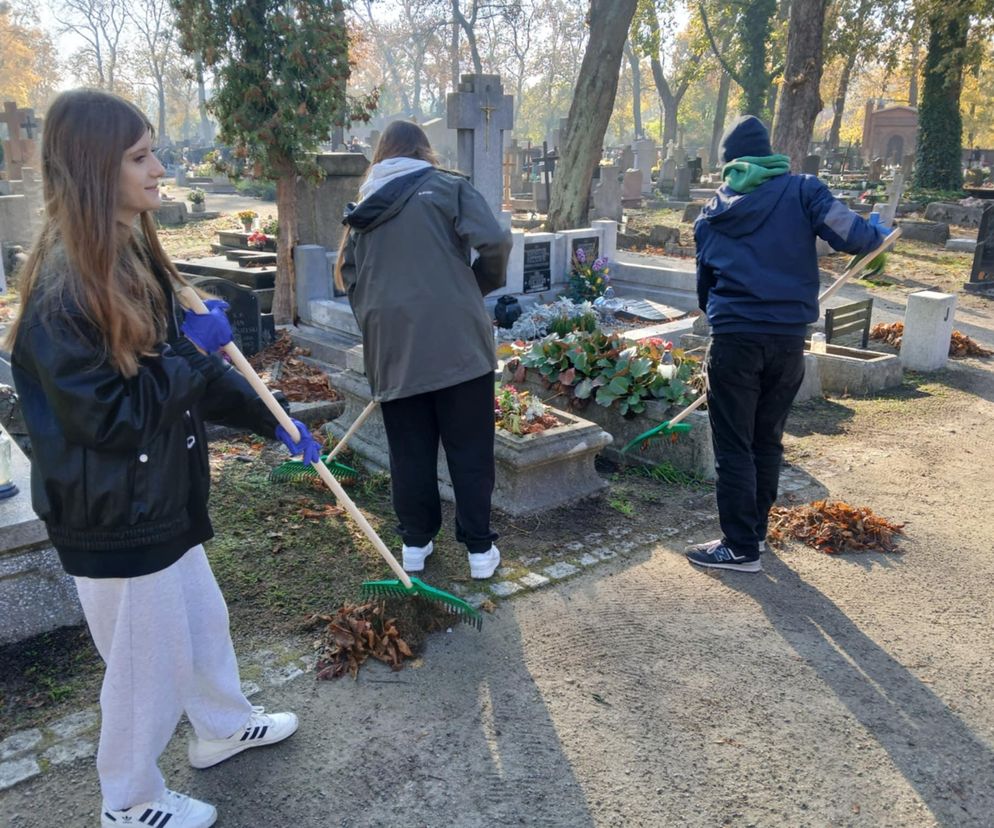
74;545;253;810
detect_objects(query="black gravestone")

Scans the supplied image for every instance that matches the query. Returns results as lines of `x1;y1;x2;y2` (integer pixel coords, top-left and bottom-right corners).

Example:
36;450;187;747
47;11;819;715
802;154;821;176
523;241;552;293
967;204;994;292
190;277;274;356
688;157;702;183
570;235;600;264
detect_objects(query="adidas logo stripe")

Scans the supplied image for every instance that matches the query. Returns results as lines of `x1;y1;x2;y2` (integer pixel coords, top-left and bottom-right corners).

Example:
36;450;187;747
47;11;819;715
239;724;269;742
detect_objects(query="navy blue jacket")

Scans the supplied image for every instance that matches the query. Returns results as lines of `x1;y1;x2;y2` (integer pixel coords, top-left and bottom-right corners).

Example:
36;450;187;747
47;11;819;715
694;173;885;337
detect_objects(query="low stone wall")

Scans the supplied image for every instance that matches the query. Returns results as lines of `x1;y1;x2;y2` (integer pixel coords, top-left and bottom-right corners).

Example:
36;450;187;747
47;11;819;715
327;369;613;516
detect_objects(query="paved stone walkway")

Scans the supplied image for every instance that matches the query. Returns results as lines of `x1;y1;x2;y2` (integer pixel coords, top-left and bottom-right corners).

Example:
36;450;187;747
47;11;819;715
0;467;818;795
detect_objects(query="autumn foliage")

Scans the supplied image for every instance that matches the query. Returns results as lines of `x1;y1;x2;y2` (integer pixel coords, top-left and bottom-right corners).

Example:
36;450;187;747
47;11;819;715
768;499;905;554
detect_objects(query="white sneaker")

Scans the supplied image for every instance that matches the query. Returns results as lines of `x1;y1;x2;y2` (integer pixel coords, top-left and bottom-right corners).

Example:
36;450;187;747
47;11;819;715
402;540;433;572
102;789;216;827
188;706;298;769
468;545;500;580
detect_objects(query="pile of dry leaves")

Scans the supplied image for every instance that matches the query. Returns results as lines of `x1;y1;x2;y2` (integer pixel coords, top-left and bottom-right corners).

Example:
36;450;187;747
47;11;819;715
306;598;453;680
768;499;905;554
870;322;993;357
248;331;341;401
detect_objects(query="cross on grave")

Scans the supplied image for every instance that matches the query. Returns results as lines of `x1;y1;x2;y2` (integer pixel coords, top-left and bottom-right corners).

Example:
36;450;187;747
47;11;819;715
0;102;39;179
20;111;39;140
447;74;514;217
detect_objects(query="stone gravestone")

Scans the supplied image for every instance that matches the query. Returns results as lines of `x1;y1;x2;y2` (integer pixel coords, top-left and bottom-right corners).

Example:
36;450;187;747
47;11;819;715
869;157;884;181
621;169;643;207
193;276;273;356
688;156;703;183
879;172;905;228
0;102;40;181
591;164;622;222
523;237;553;293
295;153;369;252
672;165;691;201
802;154;821;176
901;153;915;177
620;145;635;171
448;73;514;219
633;139;657;194
568;233;599;265
967;204;994;292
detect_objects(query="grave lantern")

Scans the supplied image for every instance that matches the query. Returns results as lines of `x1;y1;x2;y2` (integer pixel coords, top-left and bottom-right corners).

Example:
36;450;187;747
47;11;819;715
0;430;17;500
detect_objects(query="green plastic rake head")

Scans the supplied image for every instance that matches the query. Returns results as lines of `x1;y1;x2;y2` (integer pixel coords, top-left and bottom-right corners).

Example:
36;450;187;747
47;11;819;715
621;420;693;454
269;454;359;486
360;577;483;630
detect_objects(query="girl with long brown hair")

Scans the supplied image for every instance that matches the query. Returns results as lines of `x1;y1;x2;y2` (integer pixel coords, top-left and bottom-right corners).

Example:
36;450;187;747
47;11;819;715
335;119;511;580
6;89;320;828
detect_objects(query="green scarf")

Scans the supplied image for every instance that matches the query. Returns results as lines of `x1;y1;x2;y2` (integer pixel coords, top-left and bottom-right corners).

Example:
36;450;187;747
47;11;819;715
721;154;791;194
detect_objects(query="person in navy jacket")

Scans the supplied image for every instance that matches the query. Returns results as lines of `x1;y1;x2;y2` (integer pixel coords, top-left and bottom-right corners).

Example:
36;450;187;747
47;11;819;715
686;115;886;573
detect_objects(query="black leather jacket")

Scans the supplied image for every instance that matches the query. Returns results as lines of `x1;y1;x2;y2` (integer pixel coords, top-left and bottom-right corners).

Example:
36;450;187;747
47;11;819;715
11;257;281;578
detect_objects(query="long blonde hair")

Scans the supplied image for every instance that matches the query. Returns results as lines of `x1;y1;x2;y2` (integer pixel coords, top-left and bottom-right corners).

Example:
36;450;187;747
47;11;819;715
333;120;439;292
5;89;185;377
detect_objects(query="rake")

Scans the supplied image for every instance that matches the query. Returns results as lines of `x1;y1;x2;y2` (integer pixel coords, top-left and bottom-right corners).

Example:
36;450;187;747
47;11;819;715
268;400;378;486
622;227;903;453
177;288;482;629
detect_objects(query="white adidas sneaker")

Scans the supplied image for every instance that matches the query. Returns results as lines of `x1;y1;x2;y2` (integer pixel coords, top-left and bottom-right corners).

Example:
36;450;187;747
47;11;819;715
401;540;434;572
468;545;500;580
188;706;298;769
102;789;216;828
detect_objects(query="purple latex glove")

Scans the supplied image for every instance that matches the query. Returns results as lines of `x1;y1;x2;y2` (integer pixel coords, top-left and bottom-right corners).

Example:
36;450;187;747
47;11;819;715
275;418;322;465
181;299;232;353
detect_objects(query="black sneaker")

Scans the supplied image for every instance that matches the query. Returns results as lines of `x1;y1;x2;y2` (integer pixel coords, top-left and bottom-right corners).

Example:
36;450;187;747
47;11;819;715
685;539;762;573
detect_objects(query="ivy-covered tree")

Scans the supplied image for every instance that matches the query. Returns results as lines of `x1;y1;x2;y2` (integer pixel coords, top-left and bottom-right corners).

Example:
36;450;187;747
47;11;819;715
915;0;974;190
699;0;778;120
171;0;376;323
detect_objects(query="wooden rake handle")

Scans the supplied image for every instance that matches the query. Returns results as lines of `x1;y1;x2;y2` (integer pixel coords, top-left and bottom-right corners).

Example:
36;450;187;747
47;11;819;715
326;400;378;462
177;287;412;588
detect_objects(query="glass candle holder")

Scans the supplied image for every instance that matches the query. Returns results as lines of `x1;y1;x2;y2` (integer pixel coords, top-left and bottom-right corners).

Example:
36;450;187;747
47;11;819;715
0;431;19;500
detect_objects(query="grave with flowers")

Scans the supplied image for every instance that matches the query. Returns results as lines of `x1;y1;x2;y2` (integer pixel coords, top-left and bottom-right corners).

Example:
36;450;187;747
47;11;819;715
327;361;613;516
500;331;715;481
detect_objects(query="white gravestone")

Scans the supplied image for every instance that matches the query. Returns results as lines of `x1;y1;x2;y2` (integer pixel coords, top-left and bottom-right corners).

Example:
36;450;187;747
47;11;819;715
633;139;657;194
900;291;956;371
447;74;514;220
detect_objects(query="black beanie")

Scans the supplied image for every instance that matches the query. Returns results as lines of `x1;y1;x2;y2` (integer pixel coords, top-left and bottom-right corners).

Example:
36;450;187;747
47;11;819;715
719;115;772;163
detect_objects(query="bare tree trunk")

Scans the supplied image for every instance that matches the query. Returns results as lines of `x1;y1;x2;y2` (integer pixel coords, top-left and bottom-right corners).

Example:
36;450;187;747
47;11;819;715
195;55;212;144
708;69;731;169
828;52;857;149
273;169;298;324
450;18;459;91
625;40;642;138
772;0;828;168
547;0;638;231
908;38;920;108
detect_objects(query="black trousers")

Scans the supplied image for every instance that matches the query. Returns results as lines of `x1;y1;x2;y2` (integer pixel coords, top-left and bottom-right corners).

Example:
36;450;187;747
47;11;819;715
706;333;806;559
379;372;498;554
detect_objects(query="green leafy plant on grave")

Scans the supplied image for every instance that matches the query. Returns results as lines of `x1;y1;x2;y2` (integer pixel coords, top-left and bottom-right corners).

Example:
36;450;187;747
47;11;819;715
547;306;598;337
187;187;206;204
515;330;701;416
566;246;611;302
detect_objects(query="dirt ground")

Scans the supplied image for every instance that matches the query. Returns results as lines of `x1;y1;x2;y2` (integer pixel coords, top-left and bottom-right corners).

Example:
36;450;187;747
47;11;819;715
3;262;994;826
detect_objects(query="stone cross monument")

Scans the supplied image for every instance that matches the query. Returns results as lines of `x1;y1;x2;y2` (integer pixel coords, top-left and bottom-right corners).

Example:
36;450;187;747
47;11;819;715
447;74;514;219
0;102;41;180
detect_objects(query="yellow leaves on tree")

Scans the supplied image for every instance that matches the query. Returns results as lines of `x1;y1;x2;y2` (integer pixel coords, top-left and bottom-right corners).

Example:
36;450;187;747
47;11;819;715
0;5;60;107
